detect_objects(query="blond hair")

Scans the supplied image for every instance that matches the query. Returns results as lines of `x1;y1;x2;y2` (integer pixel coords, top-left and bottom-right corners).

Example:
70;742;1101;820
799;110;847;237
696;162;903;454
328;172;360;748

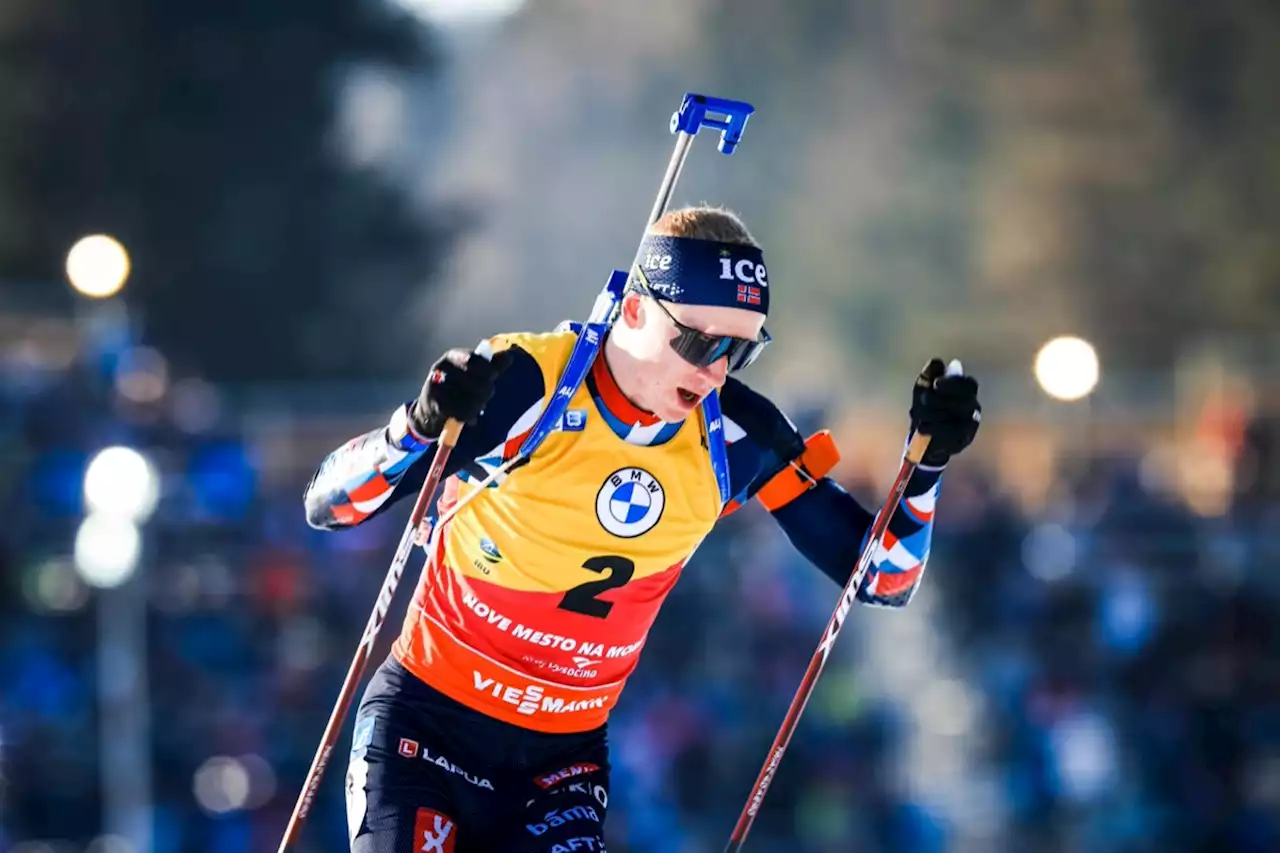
647;205;759;248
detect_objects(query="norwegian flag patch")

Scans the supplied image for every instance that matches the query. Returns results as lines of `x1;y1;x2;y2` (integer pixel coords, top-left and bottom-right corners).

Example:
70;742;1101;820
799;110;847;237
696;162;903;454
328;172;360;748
736;284;761;305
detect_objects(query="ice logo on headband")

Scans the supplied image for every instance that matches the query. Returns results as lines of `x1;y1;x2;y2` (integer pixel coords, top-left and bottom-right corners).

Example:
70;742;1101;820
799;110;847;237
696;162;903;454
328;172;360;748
633;235;770;314
717;249;768;288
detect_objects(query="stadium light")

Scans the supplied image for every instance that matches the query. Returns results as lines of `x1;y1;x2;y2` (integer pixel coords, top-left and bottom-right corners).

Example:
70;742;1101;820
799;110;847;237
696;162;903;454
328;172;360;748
1034;336;1100;402
74;514;142;588
66;234;131;298
84;446;159;523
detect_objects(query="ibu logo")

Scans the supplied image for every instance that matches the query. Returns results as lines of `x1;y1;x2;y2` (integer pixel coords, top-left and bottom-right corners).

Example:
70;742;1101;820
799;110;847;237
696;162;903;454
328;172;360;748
595;467;665;538
478;538;503;564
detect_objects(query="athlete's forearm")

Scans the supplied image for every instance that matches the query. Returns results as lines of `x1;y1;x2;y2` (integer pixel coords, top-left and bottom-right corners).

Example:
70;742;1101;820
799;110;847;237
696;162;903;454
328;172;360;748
855;466;942;607
770;467;942;607
304;403;434;529
303;342;545;530
770;478;870;584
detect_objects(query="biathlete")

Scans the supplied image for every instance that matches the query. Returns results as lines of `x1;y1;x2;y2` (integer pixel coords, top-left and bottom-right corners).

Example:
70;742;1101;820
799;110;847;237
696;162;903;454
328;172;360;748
304;205;982;852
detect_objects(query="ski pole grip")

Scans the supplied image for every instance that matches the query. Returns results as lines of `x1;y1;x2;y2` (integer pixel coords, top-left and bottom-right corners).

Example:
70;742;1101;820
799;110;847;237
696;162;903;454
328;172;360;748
670;93;755;154
905;431;931;465
438;419;464;449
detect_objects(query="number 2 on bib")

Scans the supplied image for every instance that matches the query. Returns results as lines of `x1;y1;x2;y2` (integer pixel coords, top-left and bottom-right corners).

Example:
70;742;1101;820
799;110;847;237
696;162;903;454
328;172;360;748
558;555;635;618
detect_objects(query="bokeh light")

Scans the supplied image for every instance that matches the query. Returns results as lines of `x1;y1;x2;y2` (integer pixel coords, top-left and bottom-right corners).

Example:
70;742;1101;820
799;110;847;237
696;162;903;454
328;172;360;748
191;755;280;814
114;346;169;404
1034;336;1100;401
84;447;159;523
73;515;141;588
65;234;131;298
24;557;89;613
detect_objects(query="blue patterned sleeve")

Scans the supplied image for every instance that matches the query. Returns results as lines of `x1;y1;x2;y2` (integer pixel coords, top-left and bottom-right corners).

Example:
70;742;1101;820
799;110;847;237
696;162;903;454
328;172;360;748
303;345;545;529
718;377;942;608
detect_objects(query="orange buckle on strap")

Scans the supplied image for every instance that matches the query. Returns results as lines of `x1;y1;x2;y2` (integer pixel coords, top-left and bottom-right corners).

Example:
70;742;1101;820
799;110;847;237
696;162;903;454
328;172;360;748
755;430;841;512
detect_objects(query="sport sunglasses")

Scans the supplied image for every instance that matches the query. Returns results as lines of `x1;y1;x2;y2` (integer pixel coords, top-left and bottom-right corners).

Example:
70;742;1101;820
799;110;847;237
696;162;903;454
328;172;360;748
626;276;772;373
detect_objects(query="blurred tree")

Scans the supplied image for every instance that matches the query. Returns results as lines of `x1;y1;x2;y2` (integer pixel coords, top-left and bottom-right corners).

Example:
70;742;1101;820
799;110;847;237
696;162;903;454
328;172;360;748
945;0;1280;373
0;0;460;382
671;0;991;396
1131;1;1280;359
959;0;1177;369
694;0;1280;390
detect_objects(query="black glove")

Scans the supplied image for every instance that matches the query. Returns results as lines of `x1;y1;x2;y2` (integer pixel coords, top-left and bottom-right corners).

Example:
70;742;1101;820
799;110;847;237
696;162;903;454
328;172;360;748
909;357;981;467
409;347;515;438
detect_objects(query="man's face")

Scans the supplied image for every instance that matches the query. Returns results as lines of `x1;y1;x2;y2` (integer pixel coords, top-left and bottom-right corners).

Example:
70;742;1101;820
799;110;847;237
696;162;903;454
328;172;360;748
626;294;766;422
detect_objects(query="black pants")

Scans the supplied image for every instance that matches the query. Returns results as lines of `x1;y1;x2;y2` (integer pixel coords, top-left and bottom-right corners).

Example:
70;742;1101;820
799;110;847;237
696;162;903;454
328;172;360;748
346;657;610;853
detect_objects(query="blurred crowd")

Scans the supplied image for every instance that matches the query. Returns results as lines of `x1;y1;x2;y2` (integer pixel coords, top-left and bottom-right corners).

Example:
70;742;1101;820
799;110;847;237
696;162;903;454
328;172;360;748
2;340;1278;853
924;438;1280;853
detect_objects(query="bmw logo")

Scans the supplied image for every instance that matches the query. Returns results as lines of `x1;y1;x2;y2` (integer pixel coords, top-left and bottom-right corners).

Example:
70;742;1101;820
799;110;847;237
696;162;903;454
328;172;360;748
595;467;665;538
